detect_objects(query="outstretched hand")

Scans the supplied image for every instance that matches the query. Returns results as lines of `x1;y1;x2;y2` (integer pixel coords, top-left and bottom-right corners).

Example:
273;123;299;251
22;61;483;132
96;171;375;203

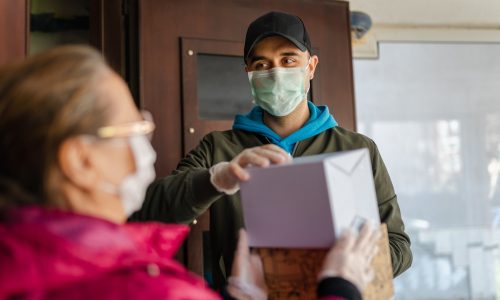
227;229;267;300
318;222;381;292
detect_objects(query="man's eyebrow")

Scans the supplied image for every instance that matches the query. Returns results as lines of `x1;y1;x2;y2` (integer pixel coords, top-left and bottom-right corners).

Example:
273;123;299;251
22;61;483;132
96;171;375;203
248;56;267;64
248;51;301;63
279;51;300;57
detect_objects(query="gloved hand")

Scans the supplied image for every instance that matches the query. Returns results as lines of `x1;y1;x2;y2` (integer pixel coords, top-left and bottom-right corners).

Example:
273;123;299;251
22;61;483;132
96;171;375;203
227;229;267;300
318;221;381;292
209;144;291;195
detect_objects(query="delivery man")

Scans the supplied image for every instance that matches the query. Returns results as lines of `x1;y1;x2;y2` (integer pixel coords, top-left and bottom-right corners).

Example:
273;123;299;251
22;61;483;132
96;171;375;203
132;11;412;287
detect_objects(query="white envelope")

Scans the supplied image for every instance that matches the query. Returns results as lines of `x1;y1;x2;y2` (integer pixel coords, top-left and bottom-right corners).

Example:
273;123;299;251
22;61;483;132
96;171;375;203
240;148;380;248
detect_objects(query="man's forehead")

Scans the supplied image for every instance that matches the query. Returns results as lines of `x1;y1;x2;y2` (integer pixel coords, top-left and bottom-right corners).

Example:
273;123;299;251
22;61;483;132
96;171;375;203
250;35;306;57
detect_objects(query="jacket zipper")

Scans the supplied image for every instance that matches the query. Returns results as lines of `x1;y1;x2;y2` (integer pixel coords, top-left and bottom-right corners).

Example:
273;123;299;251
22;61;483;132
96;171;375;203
291;142;300;158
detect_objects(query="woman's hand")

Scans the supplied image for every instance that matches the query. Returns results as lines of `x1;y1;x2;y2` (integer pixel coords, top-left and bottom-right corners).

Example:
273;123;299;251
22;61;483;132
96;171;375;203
318;222;381;292
227;229;268;300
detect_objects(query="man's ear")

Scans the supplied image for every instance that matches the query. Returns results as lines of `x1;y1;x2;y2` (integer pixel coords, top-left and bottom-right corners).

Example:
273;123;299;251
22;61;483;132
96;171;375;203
58;138;99;191
309;55;319;80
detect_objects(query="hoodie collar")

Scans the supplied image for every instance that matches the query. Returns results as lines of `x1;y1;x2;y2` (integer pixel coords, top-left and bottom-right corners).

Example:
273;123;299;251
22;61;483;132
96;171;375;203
233;101;337;153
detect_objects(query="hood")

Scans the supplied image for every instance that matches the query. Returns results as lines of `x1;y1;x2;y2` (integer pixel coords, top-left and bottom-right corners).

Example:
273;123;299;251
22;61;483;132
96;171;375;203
233;101;337;153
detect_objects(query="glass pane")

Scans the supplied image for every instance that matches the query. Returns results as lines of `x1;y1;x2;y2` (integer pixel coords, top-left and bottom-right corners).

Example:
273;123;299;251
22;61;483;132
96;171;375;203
197;54;254;120
30;0;90;55
354;43;500;299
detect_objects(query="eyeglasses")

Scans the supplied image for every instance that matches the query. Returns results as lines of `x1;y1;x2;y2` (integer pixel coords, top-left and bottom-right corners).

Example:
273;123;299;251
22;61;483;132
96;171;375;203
95;110;155;140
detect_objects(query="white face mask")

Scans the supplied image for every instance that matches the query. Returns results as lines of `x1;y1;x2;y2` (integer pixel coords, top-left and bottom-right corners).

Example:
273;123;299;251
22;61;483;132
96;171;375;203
248;61;310;117
101;135;157;217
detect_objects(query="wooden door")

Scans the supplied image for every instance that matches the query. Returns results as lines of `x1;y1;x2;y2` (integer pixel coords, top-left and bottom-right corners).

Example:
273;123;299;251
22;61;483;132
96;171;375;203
90;0;126;76
89;0;140;102
139;0;355;279
0;0;28;65
180;38;243;152
0;0;135;94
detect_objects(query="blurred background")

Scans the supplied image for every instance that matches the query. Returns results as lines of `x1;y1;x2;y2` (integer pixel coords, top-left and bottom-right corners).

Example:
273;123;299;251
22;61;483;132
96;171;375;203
351;1;500;299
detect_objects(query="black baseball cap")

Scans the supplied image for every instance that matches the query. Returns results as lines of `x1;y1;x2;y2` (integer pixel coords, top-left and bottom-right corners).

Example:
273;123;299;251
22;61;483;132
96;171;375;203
244;11;312;61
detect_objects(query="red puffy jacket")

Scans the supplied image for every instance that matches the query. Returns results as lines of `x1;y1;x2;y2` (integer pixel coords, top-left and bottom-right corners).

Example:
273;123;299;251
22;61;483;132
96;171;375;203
0;206;220;300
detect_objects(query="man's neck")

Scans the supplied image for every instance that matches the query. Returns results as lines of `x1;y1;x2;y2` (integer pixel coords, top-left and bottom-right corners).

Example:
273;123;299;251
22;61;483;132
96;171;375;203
263;100;310;138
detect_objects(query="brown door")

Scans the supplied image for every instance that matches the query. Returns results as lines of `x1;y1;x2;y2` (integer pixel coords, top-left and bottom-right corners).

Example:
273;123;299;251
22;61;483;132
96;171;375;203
89;0;126;76
0;0;28;65
0;0;134;93
139;0;355;279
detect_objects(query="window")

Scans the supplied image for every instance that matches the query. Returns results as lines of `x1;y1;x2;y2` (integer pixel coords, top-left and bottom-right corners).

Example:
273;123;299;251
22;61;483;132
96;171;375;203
30;0;90;55
197;54;254;120
354;43;500;299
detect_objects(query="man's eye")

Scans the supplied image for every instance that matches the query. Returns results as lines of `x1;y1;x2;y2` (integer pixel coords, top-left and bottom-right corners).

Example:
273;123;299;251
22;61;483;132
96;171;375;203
284;58;296;65
254;62;268;70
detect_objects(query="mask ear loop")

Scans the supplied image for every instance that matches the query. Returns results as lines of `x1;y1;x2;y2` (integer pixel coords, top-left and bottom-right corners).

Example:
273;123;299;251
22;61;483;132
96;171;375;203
304;56;313;97
306;56;314;80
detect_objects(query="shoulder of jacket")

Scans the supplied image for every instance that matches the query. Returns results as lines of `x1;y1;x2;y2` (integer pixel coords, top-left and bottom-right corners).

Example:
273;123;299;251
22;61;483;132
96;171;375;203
203;129;257;142
331;126;376;146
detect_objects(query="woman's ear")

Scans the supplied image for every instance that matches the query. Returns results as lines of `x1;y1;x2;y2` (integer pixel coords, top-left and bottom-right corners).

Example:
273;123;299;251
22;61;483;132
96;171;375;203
58;138;98;191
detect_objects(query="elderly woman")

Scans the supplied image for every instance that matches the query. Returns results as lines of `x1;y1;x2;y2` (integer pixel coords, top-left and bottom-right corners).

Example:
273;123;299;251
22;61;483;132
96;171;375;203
0;46;377;300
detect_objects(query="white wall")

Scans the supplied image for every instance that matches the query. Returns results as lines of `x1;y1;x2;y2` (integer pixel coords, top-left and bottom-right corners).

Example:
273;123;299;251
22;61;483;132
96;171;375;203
347;0;500;58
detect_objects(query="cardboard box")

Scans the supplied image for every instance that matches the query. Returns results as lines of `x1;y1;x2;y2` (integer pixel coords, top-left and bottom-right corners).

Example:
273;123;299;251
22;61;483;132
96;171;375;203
255;224;394;300
239;149;394;299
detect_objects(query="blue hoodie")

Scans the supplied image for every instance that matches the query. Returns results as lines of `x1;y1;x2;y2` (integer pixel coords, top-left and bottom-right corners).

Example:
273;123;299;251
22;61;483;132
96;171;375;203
233;101;338;154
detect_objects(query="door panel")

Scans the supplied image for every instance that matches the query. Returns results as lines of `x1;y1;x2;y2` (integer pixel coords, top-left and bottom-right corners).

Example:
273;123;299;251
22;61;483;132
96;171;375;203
181;38;245;153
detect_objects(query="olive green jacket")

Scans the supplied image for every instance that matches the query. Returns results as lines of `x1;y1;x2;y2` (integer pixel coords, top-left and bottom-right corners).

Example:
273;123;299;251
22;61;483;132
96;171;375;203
132;126;412;285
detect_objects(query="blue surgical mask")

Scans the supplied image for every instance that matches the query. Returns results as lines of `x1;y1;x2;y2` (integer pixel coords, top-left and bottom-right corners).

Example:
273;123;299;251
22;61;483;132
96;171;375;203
248;62;310;117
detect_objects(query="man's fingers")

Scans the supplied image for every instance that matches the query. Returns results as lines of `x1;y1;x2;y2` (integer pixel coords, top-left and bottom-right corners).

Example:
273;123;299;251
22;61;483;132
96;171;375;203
238;151;271;168
228;162;250;181
252;148;291;164
227;145;291;183
261;144;290;156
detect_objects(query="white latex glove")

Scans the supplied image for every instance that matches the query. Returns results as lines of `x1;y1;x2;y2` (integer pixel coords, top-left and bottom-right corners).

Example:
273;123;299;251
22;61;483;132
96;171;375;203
209;144;291;195
318;222;381;292
227;229;268;300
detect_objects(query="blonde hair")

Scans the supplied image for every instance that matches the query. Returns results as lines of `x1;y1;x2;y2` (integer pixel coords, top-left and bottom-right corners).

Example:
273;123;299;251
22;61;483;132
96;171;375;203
0;45;111;211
